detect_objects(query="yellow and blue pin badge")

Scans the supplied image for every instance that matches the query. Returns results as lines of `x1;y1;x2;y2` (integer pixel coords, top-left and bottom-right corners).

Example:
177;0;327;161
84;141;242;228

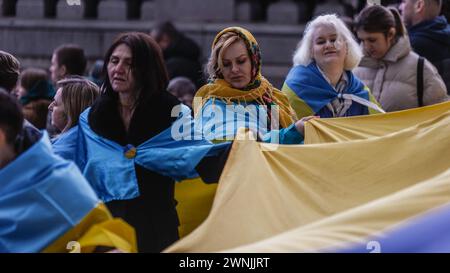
124;144;137;159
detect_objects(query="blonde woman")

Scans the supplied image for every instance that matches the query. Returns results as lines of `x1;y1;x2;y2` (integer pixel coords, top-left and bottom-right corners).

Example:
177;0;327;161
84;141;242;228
195;26;315;144
282;14;384;119
49;76;99;161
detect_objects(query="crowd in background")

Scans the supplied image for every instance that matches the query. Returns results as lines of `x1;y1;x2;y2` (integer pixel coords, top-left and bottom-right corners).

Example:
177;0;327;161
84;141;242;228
0;0;450;253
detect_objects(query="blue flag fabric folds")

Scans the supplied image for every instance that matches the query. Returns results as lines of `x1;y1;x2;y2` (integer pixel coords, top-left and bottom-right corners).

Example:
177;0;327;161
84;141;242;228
0;132;99;253
51;126;79;162
195;99;303;144
77;105;230;203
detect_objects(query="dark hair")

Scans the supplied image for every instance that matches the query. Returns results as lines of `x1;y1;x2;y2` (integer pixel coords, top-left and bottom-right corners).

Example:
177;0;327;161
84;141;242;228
354;5;405;38
0;50;20;92
102;32;169;105
54;44;87;76
0;89;23;145
19;67;49;92
167;76;196;96
151;21;180;42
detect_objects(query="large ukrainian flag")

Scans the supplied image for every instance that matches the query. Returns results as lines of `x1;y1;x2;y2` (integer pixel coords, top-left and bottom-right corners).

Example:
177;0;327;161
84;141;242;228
0;133;136;253
77;106;230;239
166;101;450;253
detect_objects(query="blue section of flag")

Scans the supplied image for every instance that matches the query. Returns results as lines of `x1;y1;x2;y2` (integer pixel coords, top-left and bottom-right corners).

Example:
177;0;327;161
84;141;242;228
337;203;450;253
77;105;231;202
51;125;79;163
0;132;99;253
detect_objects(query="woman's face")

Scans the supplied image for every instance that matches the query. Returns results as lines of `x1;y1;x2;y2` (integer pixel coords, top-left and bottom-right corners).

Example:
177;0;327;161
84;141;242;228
107;44;136;95
48;87;67;132
311;25;347;70
357;29;395;60
220;40;253;89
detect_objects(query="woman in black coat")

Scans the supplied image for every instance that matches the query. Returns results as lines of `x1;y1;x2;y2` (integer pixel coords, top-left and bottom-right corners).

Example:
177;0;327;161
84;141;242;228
88;32;181;252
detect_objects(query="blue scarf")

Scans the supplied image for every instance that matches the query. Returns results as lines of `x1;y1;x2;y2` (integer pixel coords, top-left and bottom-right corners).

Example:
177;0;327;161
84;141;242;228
0;132;99;253
77;106;230;202
51;126;79;163
284;63;371;116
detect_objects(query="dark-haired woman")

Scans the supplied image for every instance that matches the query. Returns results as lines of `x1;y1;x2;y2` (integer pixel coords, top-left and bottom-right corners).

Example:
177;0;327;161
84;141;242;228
80;32;184;252
354;5;448;112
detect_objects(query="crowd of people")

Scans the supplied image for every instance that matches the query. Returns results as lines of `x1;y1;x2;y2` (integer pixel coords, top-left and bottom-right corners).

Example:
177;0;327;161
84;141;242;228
1;0;450;253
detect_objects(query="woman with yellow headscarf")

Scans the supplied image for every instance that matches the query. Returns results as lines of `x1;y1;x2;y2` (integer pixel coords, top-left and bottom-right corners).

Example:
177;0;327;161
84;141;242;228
194;27;316;144
174;27;315;239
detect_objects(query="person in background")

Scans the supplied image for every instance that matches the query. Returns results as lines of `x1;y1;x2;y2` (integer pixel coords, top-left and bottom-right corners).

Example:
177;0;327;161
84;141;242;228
354;5;448;111
150;21;205;89
88;60;105;87
49;44;87;84
0;50;20;93
167;76;196;109
0;50;41;151
48;44;87;135
399;0;450;93
282;14;384;119
49;76;99;162
16;68;55;130
0;89;23;170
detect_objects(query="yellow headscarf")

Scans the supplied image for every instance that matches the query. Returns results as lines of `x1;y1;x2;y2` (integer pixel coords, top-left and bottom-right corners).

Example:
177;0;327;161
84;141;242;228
194;27;297;128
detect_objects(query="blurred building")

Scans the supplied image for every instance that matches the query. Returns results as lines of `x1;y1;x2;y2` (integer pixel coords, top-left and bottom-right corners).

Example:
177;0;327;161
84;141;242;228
0;0;365;88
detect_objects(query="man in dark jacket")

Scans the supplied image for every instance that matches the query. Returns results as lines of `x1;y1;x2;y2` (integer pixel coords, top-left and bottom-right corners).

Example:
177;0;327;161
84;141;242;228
400;0;450;93
150;21;205;89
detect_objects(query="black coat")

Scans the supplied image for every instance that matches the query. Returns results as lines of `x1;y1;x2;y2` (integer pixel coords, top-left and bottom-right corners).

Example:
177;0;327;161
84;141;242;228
88;91;181;253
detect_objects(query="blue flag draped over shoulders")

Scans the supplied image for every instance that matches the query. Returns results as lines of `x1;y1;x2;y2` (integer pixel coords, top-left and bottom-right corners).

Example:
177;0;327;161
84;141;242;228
284;62;380;117
77;105;230;203
0;132;99;253
51;126;79;162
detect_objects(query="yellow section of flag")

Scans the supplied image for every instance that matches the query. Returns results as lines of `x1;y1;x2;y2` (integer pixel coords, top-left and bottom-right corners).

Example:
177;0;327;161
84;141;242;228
166;103;450;252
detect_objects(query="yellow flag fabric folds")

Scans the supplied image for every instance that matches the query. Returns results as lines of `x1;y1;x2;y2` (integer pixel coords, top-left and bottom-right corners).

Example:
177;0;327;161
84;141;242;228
166;103;450;252
305;101;450;144
43;203;137;253
175;178;218;238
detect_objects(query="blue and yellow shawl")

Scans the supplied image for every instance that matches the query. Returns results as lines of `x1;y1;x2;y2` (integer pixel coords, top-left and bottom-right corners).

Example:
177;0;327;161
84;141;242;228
282;62;383;119
77;105;230;202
